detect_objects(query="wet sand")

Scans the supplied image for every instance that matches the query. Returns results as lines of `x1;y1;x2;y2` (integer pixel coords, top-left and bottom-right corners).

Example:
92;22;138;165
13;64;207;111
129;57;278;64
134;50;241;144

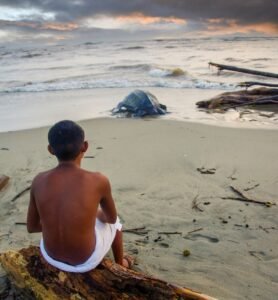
0;118;277;299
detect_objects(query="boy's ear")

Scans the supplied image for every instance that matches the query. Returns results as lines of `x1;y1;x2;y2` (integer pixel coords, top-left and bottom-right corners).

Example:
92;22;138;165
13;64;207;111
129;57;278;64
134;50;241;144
48;145;55;155
81;141;88;153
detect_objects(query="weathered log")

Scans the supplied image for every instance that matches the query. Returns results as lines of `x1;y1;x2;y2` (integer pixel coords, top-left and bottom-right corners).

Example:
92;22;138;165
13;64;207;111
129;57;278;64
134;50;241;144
0;246;217;300
0;175;9;192
209;62;278;79
196;87;278;110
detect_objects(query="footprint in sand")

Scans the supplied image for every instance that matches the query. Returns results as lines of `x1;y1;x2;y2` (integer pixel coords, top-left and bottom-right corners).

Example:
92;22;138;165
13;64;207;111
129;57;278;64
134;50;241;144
184;233;219;243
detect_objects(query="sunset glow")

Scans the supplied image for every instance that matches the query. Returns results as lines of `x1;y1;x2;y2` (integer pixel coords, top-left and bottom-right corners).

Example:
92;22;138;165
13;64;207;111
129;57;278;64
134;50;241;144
0;1;277;43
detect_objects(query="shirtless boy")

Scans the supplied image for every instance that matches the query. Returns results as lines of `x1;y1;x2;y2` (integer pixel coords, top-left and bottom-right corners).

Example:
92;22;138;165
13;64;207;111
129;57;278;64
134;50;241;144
27;120;131;272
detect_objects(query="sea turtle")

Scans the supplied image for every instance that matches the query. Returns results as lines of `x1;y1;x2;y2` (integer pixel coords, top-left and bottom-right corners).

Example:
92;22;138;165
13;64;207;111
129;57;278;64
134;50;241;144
112;90;167;117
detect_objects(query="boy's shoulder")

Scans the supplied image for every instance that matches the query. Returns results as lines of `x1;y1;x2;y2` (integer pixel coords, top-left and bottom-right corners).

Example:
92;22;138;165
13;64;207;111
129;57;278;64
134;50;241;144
31;169;53;186
82;169;109;182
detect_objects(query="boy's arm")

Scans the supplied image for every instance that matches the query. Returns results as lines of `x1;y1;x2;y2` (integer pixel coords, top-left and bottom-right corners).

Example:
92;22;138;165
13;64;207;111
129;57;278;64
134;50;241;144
99;175;117;224
27;181;42;233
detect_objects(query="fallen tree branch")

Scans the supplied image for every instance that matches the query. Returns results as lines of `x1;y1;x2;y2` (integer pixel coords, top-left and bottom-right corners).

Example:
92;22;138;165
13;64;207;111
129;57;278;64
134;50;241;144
238;81;278;88
123;226;150;235
243;184;260;191
15;222;27;226
186;228;204;235
158;231;182;235
221;186;275;207
0;246;217;300
11;186;31;202
209;62;278;79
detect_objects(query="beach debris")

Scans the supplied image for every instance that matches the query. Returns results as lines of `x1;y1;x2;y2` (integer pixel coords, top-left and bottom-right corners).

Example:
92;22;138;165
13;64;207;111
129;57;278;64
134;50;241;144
209;62;278;79
0;246;218;300
243;183;260;191
135;239;149;245
192;195;204;212
258;225;276;233
197;167;216;175
112;89;167;117
185;228;204;236
183;249;191;257
0;148;9;151
0;175;9;192
249;251;264;261
84;155;95;158
196;87;278;111
154;236;163;242
123;226;150;235
234;224;244;228
11;186;31;202
96;146;103;150
221;185;275;207
15;222;27;226
158;231;182;235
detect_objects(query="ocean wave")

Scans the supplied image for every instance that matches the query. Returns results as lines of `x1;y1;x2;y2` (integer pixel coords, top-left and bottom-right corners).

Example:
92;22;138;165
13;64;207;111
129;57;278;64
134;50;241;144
0;78;235;93
149;67;186;77
21;53;43;59
122;46;145;50
109;64;151;71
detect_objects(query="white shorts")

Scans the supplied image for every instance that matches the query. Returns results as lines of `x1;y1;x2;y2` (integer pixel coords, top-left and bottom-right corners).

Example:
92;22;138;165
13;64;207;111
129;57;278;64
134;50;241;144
40;217;122;273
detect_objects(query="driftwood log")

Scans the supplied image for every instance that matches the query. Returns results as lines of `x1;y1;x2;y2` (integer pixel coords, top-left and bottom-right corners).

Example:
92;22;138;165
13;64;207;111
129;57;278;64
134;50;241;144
209;62;278;79
0;246;217;300
196;87;278;110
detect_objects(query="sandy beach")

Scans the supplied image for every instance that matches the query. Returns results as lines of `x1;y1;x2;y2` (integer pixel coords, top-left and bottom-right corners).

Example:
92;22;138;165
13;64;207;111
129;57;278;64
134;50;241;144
0;117;277;299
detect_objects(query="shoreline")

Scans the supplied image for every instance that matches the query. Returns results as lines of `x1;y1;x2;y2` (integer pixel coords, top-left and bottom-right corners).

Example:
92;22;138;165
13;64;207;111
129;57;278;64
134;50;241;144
0;117;277;299
1;87;278;133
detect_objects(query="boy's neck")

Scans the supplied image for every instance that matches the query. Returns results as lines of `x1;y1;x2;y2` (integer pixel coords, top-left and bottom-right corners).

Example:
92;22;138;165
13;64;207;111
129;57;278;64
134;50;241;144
57;159;81;168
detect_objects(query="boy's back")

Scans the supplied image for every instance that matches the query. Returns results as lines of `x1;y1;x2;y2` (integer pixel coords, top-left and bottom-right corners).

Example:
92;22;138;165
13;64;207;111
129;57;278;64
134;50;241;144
30;165;108;265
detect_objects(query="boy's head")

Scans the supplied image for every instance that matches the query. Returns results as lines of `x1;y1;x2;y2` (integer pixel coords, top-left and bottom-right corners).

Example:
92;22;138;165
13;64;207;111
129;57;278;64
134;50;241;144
48;120;86;161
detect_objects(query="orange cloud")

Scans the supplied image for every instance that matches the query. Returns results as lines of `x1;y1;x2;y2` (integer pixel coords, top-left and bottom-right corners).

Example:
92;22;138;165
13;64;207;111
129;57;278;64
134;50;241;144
116;12;186;25
206;18;278;35
0;19;78;31
41;22;78;31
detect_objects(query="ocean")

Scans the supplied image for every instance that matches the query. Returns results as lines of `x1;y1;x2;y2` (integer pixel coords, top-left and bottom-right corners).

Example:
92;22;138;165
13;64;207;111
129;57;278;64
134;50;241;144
0;36;277;132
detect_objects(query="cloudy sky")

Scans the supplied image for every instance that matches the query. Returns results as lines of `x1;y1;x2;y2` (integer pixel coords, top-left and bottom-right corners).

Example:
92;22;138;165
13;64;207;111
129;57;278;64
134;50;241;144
0;0;277;44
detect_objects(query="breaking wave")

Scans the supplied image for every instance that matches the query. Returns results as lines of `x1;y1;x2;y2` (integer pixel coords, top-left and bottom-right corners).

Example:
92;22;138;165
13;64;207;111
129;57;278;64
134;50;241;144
109;65;186;77
0;78;235;93
149;67;186;77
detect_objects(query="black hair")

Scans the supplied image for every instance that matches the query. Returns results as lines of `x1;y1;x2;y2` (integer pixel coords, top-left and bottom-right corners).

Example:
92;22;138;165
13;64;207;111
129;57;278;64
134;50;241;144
48;120;85;161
